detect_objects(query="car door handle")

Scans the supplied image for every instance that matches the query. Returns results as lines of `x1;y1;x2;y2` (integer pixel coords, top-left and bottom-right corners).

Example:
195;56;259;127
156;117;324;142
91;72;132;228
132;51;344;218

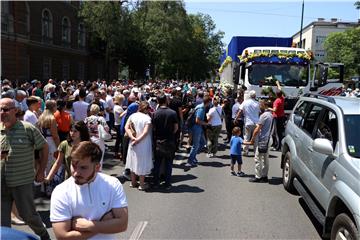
295;134;299;138
307;146;313;152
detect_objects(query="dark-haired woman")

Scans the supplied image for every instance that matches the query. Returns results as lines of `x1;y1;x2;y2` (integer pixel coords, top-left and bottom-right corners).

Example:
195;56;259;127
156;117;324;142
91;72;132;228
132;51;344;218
54;99;73;142
45;121;90;184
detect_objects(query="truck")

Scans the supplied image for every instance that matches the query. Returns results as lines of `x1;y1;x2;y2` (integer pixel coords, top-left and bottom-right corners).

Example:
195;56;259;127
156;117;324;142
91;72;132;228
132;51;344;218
219;36;344;112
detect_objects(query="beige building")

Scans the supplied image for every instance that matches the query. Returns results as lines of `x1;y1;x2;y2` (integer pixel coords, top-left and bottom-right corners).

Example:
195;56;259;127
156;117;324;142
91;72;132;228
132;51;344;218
292;18;359;61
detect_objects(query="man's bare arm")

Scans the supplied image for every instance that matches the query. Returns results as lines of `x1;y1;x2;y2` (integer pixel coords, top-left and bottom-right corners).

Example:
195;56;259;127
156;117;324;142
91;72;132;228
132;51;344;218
72;207;128;234
52;220;96;240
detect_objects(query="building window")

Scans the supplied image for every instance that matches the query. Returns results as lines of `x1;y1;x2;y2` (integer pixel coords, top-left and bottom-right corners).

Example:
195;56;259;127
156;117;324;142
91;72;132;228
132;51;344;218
62;17;71;46
315;36;326;45
42;9;53;43
78;62;85;80
62;60;70;80
78;23;85;48
1;1;13;33
43;57;52;80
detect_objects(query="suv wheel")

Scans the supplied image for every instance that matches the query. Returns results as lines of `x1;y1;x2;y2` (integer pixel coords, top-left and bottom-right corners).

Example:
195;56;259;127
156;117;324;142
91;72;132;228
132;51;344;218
331;213;358;240
283;151;295;193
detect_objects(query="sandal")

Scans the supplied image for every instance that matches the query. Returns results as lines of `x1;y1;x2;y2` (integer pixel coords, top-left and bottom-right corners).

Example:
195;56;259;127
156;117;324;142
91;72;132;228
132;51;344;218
138;185;148;191
129;182;139;188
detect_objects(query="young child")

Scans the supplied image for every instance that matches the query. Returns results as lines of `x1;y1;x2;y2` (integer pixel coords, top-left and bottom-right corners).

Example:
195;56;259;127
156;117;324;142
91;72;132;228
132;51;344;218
230;127;245;177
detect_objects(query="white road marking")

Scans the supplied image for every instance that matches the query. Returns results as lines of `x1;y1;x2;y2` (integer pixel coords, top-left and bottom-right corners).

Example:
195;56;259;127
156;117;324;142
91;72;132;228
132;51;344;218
130;221;148;240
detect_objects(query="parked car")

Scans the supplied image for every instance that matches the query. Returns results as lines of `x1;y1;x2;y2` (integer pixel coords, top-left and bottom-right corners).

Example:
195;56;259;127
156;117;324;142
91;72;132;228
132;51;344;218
281;94;360;240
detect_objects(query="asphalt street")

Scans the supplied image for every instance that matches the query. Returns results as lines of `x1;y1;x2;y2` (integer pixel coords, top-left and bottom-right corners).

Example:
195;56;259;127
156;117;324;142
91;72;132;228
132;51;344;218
14;130;323;239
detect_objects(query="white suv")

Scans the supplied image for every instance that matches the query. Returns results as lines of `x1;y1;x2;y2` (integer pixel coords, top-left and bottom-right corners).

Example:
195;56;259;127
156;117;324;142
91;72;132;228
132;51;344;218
281;94;360;240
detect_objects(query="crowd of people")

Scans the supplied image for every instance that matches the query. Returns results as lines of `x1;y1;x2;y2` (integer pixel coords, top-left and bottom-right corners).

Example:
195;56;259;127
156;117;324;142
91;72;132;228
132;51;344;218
1;76;289;239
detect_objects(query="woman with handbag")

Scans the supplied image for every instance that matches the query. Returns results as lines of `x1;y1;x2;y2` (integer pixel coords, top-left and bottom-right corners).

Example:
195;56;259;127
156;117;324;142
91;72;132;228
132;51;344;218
125;101;153;191
84;104;110;169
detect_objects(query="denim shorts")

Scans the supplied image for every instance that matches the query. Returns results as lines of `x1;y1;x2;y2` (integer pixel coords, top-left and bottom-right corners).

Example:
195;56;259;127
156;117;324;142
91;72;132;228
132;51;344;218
230;154;243;165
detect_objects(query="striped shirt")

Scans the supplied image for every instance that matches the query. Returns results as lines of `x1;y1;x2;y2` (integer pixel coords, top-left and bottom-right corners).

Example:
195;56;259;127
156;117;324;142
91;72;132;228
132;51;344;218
0;121;46;187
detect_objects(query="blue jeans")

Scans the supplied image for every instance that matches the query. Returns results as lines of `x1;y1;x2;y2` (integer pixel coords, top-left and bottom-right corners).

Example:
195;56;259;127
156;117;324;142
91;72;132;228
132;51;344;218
188;126;205;164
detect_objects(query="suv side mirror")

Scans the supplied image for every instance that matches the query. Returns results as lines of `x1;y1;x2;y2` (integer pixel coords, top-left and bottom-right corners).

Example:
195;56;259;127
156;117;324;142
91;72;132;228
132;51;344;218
313;138;334;156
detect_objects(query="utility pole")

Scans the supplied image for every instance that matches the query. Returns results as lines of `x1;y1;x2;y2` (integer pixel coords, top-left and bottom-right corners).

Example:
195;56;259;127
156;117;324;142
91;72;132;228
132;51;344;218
299;0;304;48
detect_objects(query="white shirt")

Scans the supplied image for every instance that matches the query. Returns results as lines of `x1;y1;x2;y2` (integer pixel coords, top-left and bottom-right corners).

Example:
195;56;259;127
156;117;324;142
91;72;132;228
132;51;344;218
240;98;260;126
231;101;241;120
106;95;114;111
50;173;128;240
73;100;89;122
23;110;38;125
207;105;222;126
100;99;110;121
114;105;124;126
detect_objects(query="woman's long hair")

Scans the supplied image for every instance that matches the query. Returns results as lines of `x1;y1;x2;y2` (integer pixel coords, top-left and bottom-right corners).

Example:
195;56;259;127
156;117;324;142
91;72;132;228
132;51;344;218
71;121;90;142
38;100;57;129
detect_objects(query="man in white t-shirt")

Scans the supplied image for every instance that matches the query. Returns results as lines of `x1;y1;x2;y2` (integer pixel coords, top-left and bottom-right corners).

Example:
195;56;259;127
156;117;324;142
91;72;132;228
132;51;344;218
23;96;41;125
73;88;89;122
206;96;223;157
239;90;260;156
50;141;128;240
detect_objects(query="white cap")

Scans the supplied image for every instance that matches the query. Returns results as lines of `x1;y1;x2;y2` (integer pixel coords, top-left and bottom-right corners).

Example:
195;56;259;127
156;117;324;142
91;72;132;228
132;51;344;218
176;87;182;91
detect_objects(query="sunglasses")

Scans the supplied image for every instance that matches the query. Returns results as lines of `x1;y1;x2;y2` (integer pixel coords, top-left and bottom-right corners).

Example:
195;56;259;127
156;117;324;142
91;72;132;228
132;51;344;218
0;107;15;113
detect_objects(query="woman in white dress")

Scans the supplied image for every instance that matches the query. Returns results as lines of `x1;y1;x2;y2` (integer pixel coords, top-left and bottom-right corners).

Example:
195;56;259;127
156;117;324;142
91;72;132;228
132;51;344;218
125;101;153;190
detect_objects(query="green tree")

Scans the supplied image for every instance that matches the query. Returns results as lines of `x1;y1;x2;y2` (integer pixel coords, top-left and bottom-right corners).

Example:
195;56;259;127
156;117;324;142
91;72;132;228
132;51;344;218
187;13;224;81
355;1;360;9
79;1;130;81
324;27;360;77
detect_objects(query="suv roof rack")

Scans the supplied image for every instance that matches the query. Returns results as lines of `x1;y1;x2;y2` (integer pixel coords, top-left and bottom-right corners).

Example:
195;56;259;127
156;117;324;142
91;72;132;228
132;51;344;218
303;93;336;103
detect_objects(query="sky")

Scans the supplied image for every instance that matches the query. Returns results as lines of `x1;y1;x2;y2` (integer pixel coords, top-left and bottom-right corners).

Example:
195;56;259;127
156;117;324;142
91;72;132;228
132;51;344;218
184;0;359;45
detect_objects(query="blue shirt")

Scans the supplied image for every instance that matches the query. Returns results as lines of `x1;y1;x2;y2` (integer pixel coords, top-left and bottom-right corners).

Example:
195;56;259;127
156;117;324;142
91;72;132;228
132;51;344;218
192;104;205;131
230;136;243;155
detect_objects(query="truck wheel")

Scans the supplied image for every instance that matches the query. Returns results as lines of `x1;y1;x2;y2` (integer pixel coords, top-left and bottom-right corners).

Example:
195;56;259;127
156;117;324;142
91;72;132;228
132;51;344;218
282;152;295;193
331;213;358;240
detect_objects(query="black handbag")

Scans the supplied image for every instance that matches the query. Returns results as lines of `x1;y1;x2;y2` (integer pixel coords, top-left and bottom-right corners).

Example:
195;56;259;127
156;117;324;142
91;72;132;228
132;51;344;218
155;139;176;158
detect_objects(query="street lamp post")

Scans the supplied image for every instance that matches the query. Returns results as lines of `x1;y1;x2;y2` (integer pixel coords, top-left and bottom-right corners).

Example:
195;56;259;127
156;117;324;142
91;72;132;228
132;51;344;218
299;0;304;48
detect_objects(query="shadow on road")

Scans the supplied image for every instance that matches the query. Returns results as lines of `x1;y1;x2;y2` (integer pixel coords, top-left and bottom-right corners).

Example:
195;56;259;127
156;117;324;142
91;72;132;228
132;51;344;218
198;161;230;168
268;177;283;185
215;155;230;160
171;174;197;184
146;184;204;194
298;198;323;238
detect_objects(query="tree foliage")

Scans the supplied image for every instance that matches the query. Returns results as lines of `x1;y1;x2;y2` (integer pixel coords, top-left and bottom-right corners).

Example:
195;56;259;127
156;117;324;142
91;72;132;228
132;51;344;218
324;27;360;77
79;0;224;81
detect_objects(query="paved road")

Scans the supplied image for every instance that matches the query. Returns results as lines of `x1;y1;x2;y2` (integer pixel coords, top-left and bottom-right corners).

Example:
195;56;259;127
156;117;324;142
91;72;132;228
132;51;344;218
14;131;322;239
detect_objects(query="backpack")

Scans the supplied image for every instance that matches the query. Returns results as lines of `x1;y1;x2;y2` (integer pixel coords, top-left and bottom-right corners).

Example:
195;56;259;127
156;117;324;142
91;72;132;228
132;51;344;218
185;107;197;129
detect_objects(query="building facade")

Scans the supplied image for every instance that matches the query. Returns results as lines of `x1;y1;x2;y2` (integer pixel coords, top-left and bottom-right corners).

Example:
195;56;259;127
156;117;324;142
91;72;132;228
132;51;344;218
1;1;118;84
292;18;359;61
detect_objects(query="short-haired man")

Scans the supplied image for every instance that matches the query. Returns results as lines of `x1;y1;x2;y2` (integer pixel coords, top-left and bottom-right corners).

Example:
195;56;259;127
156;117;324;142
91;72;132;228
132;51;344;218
244;100;273;183
238;90;260;156
0;98;50;240
152;94;178;189
187;95;211;167
50;141;128;239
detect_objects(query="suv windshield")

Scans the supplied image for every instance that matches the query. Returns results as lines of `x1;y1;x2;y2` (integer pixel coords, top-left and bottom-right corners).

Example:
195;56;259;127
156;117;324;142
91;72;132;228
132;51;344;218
344;115;360;158
248;64;308;86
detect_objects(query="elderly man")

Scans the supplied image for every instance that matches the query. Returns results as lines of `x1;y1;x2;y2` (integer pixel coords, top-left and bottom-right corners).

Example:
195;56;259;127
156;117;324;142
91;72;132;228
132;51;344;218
14;90;28;119
0;98;50;240
238;90;260;156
